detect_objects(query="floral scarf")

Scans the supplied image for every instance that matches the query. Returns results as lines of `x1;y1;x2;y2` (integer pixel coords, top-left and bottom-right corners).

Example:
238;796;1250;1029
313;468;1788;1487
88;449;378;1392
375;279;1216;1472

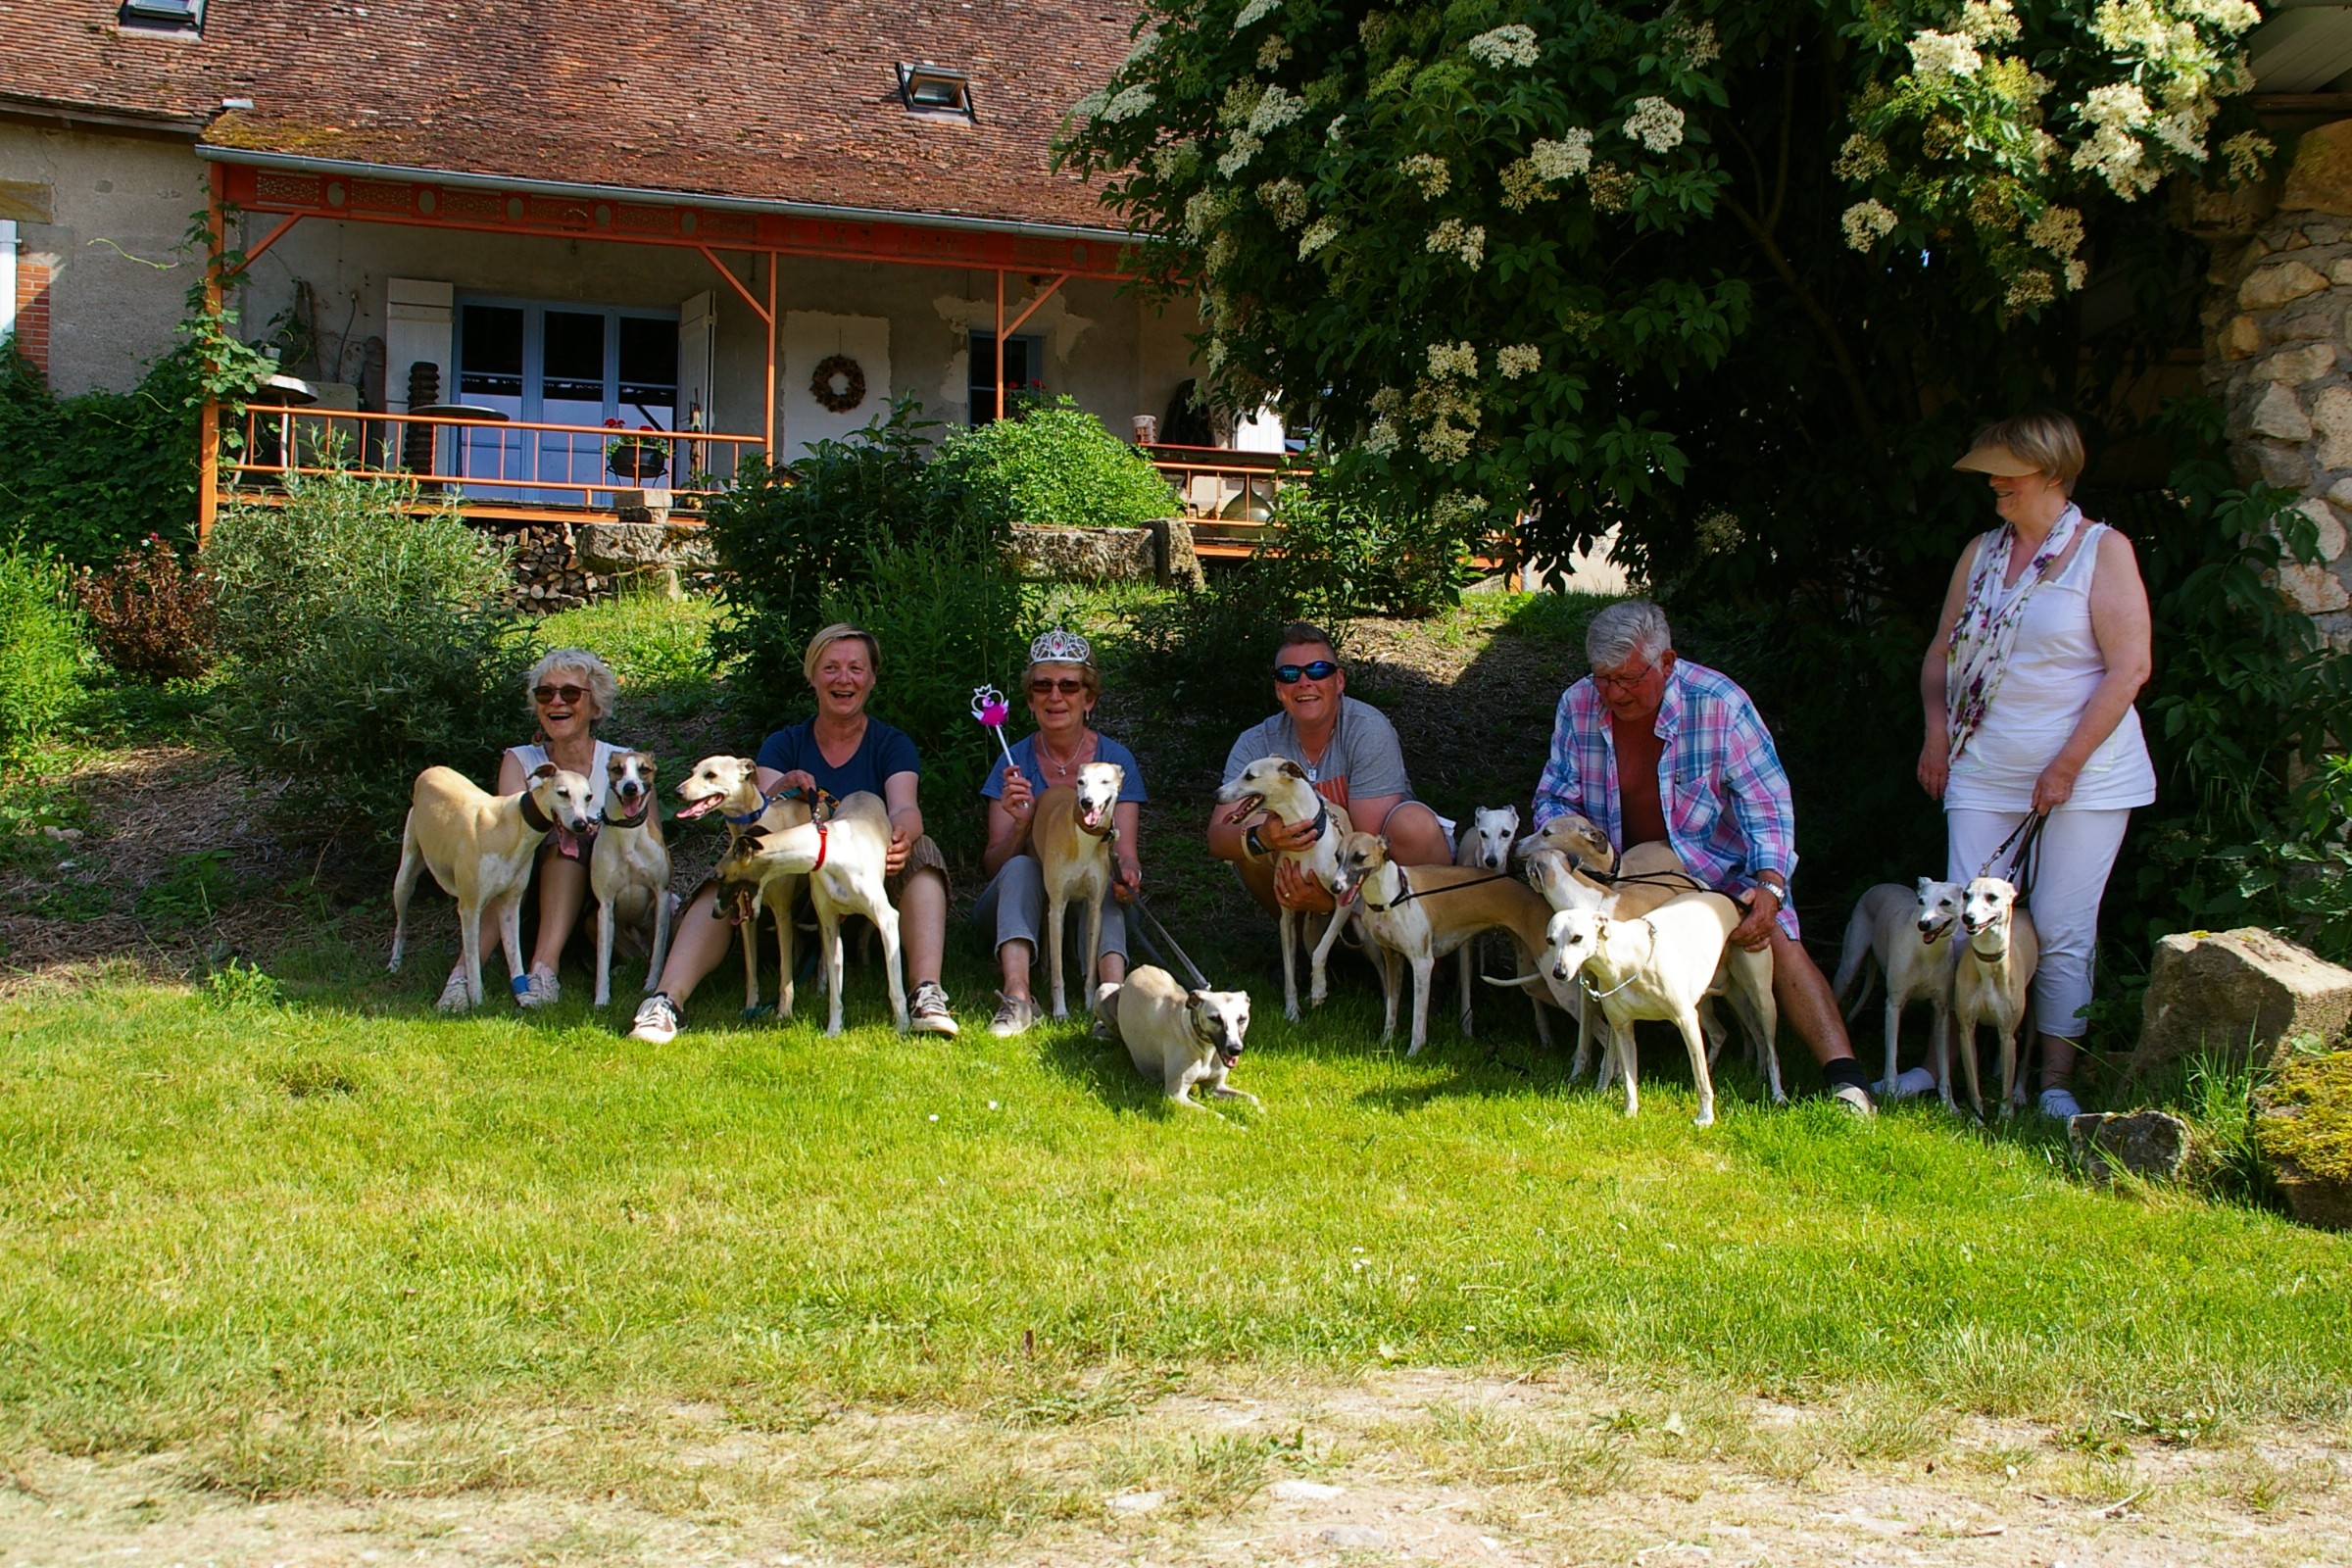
1944;504;2087;761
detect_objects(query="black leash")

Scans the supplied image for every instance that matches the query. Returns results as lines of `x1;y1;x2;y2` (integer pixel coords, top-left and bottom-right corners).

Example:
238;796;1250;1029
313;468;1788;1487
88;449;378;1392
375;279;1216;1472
1373;869;1521;908
1127;894;1213;992
1976;808;2048;904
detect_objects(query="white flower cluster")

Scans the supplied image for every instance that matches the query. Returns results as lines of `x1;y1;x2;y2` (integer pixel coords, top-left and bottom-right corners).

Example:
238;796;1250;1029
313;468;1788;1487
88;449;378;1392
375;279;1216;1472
1466;24;1541;70
1432;492;1490;526
1326;114;1349;144
1202;231;1236;274
1298;214;1344;258
1151;139;1199;182
1365;416;1400;455
1257;177;1308;229
1249;84;1307;135
1834;134;1889;182
1257;33;1293;71
1100;84;1156;123
1905;28;1983;78
1841;199;1897;251
1218;132;1264;177
1400;153;1451;199
1496;344;1541;379
2176;0;2262;28
1421;421;1475;463
1218;79;1262;127
1669;16;1720;69
1070;89;1108;122
2025;205;2083;262
1233;0;1281;31
1498;159;1551;211
2005;270;2056;311
1531;131;1595;181
1957;0;2022;44
2221;129;2275;185
2072;81;2162;198
1622;97;1685;154
1426;218;1487;269
1426;341;1478;379
1185;188;1234;239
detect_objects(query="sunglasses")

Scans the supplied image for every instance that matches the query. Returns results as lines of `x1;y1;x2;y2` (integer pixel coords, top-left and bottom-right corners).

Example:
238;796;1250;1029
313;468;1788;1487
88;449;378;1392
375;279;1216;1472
1028;677;1087;696
533;684;588;706
1590;661;1657;693
1274;660;1340;684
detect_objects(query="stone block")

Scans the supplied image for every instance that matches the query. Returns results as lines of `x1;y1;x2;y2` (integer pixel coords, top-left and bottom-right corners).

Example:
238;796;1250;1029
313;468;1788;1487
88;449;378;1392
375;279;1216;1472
2315;386;2352;468
2137;927;2352;1077
1005;524;1159;583
2241;258;2330;310
574;520;714;574
2251;440;2311;491
2298;497;2351;562
2259;342;2337;384
2254;1054;2352;1232
1150;516;1205;591
2282;561;2352;612
2249;381;2314;441
2282;119;2352;218
2220;314;2264;359
2068;1110;2190;1184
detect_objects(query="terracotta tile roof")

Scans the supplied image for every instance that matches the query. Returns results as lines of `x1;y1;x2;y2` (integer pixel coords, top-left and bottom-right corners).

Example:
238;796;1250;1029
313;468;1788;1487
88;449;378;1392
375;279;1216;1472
0;0;1139;232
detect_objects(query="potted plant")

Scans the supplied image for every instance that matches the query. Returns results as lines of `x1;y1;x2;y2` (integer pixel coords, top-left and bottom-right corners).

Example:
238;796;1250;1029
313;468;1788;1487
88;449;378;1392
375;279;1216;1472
604;418;669;481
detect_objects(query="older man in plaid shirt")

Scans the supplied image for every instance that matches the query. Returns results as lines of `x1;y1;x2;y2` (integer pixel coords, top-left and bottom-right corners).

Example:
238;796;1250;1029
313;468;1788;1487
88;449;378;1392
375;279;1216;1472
1535;602;1874;1113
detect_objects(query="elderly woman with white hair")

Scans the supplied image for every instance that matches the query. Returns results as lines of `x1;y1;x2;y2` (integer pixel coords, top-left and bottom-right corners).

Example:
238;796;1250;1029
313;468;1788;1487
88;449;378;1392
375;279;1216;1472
433;646;637;1010
1918;411;2155;1118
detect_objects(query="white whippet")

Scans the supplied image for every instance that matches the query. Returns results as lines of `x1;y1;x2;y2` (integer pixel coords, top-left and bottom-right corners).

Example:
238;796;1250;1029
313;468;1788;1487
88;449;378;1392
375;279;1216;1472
1096;965;1259;1111
713;790;906;1036
588;749;673;1007
1951;876;2039;1119
1032;760;1125;1020
389;762;596;1010
673;755;815;1018
1214;758;1355;1021
1452;804;1521;1037
1832;878;1964;1100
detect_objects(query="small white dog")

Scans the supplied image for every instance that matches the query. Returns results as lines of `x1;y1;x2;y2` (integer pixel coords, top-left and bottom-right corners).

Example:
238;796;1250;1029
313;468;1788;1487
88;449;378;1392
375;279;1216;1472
1832;878;1964;1099
389;762;596;1010
1452;804;1521;1035
1214;757;1355;1020
713;790;906;1036
588;749;673;1007
1032;760;1125;1020
1951;876;2039;1118
1095;965;1259;1110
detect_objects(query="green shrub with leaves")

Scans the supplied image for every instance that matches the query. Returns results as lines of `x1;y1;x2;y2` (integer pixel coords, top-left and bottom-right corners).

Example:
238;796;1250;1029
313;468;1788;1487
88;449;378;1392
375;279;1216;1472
1262;461;1478;619
209;471;531;843
74;534;218;683
705;398;978;717
818;531;1036;859
936;396;1179;530
0;545;88;748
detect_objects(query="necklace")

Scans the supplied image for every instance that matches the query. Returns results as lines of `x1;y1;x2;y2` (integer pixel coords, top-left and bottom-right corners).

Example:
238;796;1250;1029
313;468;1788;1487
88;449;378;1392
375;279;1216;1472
1033;732;1095;781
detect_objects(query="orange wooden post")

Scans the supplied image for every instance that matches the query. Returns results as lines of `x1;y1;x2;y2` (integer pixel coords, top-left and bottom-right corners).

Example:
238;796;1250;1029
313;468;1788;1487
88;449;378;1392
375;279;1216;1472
994;269;1005;423
196;161;226;550
764;252;778;462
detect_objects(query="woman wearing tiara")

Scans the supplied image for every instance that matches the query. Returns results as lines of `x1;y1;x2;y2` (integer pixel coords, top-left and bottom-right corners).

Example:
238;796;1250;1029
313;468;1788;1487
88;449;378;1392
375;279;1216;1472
969;627;1150;1037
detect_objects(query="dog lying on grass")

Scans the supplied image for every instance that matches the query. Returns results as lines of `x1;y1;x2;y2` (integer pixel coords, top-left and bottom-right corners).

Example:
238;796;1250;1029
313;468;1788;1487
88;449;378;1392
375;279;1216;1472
1094;965;1258;1111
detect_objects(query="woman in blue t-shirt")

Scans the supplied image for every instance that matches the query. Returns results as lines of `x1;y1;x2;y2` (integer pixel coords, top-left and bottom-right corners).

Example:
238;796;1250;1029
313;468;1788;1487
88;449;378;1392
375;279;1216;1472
629;623;960;1042
970;626;1148;1037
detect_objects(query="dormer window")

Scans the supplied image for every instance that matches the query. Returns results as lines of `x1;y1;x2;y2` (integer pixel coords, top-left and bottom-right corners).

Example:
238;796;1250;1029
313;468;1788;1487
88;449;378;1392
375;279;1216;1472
898;65;974;120
120;0;203;33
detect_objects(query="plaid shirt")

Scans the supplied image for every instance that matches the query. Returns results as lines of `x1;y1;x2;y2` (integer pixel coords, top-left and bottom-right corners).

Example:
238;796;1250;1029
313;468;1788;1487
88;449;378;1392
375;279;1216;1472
1533;659;1801;935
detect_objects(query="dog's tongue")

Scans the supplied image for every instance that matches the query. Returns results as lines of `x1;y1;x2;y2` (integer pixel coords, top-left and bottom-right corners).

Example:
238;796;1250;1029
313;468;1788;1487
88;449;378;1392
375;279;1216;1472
675;796;721;820
1081;804;1105;829
1336;885;1359;906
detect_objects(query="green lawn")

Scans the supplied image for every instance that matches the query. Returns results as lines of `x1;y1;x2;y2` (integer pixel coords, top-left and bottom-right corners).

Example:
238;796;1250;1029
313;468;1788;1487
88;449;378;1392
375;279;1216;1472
4;941;2346;1498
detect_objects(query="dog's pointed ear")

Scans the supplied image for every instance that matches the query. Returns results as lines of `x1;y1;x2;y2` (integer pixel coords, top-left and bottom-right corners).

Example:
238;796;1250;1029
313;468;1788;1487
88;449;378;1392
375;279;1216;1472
1917;875;1935;896
1279;760;1309;782
738;757;760;773
529;762;559;783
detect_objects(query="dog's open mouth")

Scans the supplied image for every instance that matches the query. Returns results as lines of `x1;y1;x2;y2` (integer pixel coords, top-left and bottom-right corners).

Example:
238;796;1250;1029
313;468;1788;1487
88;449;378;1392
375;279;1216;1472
1220;792;1264;825
1080;803;1107;829
1218;1048;1243;1066
675;795;723;820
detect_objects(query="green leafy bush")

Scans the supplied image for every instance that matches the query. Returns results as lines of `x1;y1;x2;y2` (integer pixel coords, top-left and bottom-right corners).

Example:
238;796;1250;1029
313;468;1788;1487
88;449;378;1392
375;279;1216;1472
0;545;88;748
74;534;218;682
1122;559;1315;779
819;532;1035;860
937;396;1178;530
705;398;977;718
1261;464;1478;620
0;338;210;565
209;471;531;843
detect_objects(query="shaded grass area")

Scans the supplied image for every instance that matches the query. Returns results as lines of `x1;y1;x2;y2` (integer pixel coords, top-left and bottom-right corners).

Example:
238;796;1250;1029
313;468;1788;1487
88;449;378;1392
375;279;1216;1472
4;942;2347;1506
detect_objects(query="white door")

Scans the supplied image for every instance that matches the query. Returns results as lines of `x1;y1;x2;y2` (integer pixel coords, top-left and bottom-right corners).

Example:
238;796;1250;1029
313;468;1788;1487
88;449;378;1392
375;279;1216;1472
782;311;891;463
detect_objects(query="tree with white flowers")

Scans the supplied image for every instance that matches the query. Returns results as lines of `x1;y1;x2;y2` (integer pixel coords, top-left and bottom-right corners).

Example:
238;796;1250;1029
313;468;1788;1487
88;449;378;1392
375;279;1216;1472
1059;0;2271;586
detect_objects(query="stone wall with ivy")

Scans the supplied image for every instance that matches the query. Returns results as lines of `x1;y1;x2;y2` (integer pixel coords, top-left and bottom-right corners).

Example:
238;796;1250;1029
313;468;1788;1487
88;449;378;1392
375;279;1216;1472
2203;120;2352;651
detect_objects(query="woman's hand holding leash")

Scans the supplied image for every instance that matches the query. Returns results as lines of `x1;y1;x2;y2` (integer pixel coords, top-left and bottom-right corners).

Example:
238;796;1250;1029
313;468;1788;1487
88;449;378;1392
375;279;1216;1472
778;768;818;797
1114;851;1142;903
2032;756;2080;812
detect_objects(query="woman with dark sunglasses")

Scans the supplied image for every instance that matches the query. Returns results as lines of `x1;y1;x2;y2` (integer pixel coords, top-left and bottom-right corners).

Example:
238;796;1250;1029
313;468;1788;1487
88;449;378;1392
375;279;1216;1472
968;626;1149;1037
433;647;642;1011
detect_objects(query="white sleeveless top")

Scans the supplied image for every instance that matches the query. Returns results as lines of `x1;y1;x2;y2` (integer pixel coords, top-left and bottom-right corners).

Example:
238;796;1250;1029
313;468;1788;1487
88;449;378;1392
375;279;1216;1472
510;739;615;816
1945;523;2156;813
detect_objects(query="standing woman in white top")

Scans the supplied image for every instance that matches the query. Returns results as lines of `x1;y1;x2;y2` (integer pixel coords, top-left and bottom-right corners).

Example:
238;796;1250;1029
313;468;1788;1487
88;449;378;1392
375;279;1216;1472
434;647;625;1011
1915;412;2156;1119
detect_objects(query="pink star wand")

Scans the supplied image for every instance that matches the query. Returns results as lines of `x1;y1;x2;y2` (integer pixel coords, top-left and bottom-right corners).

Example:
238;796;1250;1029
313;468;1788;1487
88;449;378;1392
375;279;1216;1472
970;684;1016;771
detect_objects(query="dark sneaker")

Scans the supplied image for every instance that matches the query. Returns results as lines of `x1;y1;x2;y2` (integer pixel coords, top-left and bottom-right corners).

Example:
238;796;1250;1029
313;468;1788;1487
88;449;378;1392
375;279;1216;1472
908;980;960;1038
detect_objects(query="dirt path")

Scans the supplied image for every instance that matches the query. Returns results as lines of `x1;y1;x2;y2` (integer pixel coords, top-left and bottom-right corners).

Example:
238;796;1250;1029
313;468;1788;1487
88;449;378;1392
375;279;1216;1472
6;1370;2343;1566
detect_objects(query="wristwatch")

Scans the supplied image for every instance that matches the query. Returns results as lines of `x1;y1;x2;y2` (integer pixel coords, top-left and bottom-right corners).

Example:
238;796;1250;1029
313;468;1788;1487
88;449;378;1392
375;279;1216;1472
1244;826;1268;858
1752;871;1787;901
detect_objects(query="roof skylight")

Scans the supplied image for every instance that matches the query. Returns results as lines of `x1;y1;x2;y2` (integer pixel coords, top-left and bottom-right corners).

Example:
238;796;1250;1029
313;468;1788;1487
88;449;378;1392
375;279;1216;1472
898;65;974;120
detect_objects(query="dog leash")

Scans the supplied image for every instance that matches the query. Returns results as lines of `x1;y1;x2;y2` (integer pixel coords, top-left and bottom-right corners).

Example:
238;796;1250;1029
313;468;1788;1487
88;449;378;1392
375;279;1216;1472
720;784;837;827
1974;808;2048;903
1371;868;1520;909
1127;894;1213;992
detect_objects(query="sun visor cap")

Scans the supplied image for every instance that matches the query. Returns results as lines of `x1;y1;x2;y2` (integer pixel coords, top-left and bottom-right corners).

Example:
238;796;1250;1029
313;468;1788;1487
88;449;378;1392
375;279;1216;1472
1952;440;2044;477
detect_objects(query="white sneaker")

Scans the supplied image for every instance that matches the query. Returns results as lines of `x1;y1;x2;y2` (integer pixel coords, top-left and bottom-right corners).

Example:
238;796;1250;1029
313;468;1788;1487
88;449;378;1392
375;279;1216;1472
630;992;682;1044
435;963;473;1013
515;965;561;1008
908;980;960;1038
2038;1086;2083;1121
1888;1066;1938;1100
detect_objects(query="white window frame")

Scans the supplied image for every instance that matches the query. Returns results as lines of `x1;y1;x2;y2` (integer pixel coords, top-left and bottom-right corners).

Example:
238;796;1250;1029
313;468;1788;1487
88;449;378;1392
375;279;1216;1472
0;220;18;349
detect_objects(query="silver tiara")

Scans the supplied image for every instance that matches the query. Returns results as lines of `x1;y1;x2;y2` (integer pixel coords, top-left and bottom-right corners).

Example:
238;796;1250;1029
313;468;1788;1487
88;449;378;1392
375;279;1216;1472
1029;626;1093;665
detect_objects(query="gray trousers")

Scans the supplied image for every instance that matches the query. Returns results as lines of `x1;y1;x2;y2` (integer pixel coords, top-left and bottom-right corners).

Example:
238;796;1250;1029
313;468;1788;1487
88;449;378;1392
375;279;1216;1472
967;854;1128;964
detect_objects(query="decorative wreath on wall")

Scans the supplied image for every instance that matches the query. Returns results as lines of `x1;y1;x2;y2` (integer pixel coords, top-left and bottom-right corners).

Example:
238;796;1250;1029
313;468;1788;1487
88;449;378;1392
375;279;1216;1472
810;354;867;415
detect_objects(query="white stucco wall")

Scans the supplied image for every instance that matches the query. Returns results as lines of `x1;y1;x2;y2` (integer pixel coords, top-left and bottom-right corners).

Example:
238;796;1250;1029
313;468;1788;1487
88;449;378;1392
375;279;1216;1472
0;122;208;396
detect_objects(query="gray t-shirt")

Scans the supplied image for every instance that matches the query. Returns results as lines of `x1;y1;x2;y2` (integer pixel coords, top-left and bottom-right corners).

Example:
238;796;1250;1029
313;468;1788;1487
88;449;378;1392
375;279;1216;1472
1222;696;1414;810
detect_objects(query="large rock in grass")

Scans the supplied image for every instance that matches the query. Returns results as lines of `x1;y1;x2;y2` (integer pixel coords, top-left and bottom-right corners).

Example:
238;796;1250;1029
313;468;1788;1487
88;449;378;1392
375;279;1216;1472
2136;928;2352;1076
2069;1110;2191;1184
2255;1054;2352;1232
1006;519;1201;589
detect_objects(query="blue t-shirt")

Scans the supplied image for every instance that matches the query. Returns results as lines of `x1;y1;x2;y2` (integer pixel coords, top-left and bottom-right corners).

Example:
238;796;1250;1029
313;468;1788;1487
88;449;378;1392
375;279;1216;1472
755;717;921;800
981;732;1149;804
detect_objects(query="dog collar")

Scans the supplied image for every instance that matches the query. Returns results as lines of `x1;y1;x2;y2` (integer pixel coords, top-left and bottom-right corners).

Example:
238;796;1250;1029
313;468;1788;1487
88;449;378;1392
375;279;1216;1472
603;794;652;827
517;791;557;834
1302;799;1330;845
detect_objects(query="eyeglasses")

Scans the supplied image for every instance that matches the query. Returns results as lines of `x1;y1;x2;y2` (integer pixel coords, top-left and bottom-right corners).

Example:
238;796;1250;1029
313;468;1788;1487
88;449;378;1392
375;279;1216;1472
533;684;588;706
1028;678;1086;696
1274;660;1340;684
1590;661;1657;693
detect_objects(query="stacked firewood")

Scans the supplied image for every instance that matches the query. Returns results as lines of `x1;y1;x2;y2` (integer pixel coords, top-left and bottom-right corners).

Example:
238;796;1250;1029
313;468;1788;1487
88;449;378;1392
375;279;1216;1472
498;524;612;612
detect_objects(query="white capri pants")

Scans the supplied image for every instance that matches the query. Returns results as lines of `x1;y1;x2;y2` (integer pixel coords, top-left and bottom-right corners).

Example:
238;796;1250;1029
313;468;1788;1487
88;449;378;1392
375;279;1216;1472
1946;808;2132;1041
